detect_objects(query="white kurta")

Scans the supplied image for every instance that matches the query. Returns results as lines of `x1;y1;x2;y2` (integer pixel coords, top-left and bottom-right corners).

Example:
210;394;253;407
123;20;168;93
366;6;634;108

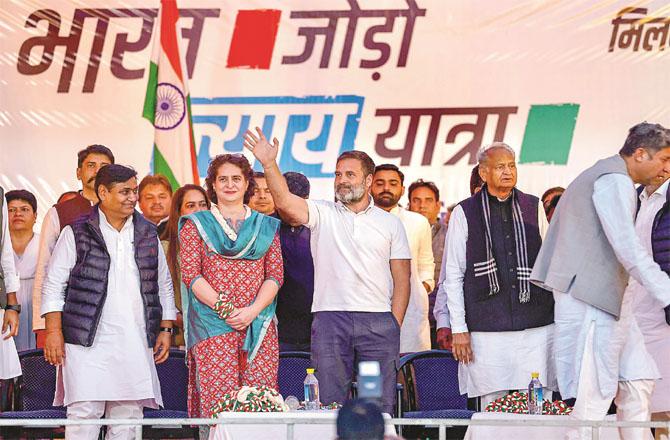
12;233;39;352
553;174;670;401
444;198;555;397
631;179;670;413
390;206;435;353
32;205;86;332
1;200;20;295
41;211;177;407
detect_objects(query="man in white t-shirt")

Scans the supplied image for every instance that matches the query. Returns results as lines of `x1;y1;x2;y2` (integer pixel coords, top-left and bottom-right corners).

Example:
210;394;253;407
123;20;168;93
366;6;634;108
244;128;411;414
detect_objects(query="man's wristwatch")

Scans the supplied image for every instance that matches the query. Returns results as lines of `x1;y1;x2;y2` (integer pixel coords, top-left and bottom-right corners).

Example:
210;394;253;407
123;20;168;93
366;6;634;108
4;304;21;314
160;327;174;334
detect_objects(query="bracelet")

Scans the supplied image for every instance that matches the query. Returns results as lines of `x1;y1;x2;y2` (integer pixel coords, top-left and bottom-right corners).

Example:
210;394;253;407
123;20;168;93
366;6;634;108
160;327;174;334
4;304;21;314
213;299;235;320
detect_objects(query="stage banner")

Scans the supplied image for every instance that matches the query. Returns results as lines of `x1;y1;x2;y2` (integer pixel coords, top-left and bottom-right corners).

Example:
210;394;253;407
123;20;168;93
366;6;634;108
1;0;669;222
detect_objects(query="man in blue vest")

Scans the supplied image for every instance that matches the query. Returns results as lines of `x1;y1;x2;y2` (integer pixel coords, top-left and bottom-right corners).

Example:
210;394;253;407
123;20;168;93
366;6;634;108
41;164;177;440
445;142;555;408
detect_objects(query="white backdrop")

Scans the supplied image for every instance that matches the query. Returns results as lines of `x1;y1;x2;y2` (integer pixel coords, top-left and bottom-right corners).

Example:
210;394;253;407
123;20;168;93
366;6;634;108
1;0;669;225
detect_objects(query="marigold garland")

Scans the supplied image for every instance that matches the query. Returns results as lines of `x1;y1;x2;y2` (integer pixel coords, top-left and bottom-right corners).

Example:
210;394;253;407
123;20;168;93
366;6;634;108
484;391;573;415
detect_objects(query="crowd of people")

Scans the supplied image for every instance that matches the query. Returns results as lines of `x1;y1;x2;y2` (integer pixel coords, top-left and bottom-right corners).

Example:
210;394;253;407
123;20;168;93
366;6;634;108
0;122;669;440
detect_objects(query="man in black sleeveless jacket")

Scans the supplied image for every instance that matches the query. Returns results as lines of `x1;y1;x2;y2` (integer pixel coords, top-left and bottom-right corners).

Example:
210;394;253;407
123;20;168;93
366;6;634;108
41;165;177;440
445;142;555;408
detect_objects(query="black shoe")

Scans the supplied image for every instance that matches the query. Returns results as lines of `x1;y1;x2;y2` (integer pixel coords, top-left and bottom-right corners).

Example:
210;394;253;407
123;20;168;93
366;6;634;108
665;304;670;325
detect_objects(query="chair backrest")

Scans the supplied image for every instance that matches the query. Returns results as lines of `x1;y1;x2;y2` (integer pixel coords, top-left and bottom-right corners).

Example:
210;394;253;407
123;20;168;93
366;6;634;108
278;352;311;399
399;350;467;411
18;349;63;411
155;349;188;411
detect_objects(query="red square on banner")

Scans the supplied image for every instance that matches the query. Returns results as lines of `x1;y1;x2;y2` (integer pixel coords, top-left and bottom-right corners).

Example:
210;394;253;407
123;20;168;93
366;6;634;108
227;9;281;69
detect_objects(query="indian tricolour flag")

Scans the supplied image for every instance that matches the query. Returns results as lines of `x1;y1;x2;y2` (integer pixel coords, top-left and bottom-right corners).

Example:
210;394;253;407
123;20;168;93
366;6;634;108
142;0;198;190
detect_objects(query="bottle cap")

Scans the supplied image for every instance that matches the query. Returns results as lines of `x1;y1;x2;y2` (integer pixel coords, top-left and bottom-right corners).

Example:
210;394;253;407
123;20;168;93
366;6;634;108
306;368;315;374
531;372;539;378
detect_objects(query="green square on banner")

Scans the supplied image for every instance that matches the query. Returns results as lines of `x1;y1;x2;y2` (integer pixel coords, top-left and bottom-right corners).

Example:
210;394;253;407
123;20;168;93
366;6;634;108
519;104;579;165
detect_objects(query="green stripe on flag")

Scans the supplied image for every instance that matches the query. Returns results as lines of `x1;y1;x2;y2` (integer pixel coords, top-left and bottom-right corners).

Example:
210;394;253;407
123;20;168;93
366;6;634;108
142;62;159;123
519;104;580;165
153;144;180;191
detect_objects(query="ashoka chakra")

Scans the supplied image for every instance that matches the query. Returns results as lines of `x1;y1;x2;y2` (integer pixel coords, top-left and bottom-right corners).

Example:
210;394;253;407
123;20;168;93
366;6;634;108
154;82;186;130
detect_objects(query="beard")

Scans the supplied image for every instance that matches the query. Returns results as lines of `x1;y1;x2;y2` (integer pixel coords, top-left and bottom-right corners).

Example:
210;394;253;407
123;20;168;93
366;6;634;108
335;182;367;204
372;192;400;208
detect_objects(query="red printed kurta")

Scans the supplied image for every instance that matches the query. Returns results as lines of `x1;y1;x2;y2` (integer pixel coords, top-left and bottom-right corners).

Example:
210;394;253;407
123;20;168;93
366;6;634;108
179;219;283;418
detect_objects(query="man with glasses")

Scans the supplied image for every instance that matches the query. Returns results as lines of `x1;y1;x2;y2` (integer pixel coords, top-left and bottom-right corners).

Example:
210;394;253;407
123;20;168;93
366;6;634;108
446;142;555;408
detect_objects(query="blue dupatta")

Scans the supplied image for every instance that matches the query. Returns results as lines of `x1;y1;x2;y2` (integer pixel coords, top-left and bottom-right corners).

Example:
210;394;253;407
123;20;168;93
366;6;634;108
178;208;280;365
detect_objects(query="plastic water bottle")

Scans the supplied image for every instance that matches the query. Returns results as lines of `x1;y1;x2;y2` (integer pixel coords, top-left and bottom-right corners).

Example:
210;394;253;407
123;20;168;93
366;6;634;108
304;368;320;410
528;372;544;415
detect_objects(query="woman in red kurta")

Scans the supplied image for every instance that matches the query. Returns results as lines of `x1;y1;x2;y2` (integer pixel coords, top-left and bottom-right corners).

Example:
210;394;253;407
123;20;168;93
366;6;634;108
179;154;283;420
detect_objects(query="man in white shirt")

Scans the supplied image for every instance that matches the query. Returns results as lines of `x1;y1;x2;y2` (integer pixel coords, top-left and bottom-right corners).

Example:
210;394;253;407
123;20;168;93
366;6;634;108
42;164;177;440
0;186;21;341
445;143;555;408
32;144;115;346
407;179;447;349
244;128;411;414
371;164;434;353
632;177;670;440
531;122;670;440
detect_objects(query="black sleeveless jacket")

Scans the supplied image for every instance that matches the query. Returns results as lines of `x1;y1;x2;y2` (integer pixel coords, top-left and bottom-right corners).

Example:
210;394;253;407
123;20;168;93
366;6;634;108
63;207;162;347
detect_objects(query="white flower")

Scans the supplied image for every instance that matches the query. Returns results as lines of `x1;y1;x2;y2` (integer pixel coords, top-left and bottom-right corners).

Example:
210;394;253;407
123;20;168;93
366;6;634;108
237;386;254;403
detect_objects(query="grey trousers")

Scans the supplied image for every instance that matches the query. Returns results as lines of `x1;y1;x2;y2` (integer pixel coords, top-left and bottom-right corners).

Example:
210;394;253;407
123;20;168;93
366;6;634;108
311;311;400;414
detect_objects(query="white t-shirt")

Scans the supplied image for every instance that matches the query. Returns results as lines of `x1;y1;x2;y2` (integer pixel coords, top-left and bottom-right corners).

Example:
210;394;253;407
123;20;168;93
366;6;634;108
305;198;411;312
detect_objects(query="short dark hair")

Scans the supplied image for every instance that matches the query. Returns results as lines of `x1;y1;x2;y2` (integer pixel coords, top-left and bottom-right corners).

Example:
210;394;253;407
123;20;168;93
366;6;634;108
408;179;440;201
139;174;173;198
374;163;405;185
95;164;138;198
6;189;37;213
541;186;565;204
337;150;376;177
205;154;254;204
620;122;670;157
470;164;484;195
284;171;310;198
77;144;115;168
249;171;266;196
336;399;384;440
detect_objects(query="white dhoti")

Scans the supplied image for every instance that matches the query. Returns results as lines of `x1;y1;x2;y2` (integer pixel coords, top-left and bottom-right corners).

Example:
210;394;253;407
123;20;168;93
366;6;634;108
399;270;431;353
631;278;670;415
458;324;556;398
554;290;658;440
